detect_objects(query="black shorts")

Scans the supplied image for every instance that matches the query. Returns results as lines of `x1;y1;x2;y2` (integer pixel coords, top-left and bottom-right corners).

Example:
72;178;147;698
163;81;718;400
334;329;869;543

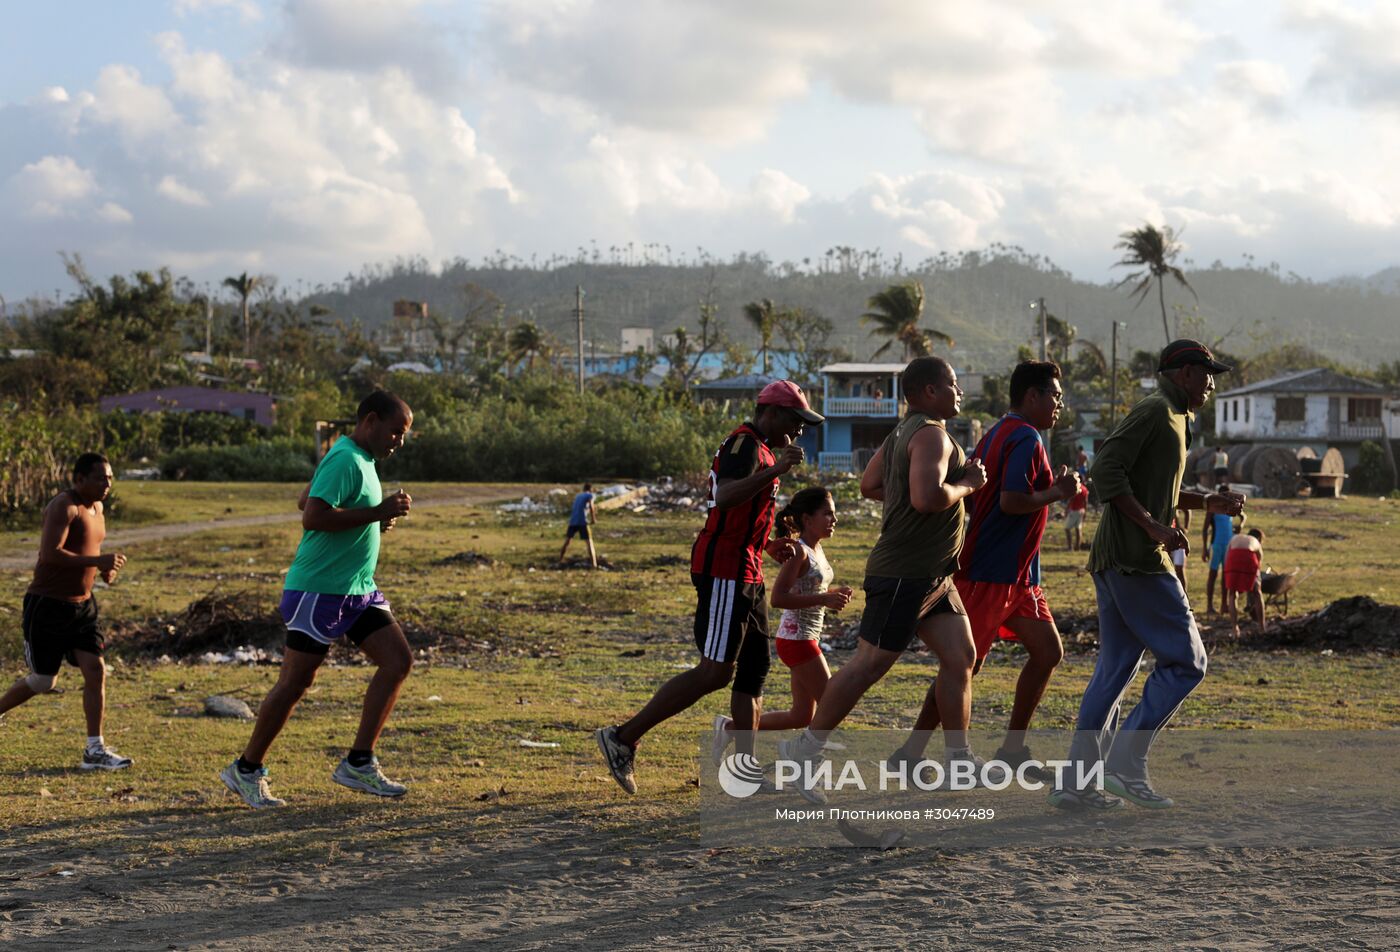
22;593;104;676
566;524;591;542
857;576;966;652
692;574;770;697
285;607;396;656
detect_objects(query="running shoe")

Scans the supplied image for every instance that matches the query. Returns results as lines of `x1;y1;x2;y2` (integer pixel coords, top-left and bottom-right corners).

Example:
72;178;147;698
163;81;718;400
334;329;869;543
80;746;133;771
1048;786;1123;811
1104;771;1174;809
939;751;1011;790
219;760;287;809
993;745;1053;784
331;757;408;798
595;726;637;794
710;714;732;767
777;734;827;805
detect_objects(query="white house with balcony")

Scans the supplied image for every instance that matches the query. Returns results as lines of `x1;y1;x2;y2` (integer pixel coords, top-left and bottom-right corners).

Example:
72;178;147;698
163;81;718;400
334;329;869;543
816;362;982;472
1214;368;1395;467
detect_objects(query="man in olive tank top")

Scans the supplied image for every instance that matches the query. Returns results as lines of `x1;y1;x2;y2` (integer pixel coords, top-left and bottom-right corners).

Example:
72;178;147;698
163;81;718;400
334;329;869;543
781;357;987;803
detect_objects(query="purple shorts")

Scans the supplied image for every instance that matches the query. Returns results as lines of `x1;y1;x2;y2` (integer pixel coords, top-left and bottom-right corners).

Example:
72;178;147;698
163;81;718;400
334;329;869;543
279;590;392;648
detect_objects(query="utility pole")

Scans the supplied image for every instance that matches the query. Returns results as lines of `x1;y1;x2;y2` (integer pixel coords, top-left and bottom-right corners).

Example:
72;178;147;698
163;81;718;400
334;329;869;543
575;285;585;395
1110;320;1121;430
204;292;213;357
1038;296;1047;362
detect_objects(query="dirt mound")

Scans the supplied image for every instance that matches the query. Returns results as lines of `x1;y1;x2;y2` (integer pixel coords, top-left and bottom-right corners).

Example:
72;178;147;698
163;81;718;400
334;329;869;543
107;590;471;661
108;591;287;659
436;550;497;568
1248;596;1400;653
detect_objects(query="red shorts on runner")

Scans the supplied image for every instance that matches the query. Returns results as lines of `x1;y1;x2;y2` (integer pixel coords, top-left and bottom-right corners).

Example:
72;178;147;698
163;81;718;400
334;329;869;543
954;578;1052;660
774;637;822;668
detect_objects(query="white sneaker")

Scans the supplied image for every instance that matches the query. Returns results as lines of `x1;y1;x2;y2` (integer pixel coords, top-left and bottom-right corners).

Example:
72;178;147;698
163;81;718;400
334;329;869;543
710;714;732;766
80;746;133;771
777;734;827;805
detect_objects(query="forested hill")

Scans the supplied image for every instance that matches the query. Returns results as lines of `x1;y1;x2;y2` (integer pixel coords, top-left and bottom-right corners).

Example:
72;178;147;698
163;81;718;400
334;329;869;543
303;248;1400;372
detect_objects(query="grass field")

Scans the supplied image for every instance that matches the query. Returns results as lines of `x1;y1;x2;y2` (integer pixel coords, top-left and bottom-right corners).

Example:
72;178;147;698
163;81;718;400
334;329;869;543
0;482;1396;948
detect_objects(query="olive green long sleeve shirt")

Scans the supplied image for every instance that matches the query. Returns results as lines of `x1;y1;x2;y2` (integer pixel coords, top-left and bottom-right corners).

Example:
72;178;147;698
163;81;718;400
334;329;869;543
1086;374;1193;576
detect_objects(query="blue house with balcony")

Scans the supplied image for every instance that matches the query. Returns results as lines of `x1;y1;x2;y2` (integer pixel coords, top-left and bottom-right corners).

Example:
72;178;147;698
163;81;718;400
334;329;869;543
816;362;984;473
816;363;907;472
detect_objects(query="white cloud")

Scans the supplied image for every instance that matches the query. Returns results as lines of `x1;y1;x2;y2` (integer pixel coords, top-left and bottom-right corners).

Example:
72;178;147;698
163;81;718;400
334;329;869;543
172;0;262;22
9;155;97;218
157;175;209;207
97;202;134;223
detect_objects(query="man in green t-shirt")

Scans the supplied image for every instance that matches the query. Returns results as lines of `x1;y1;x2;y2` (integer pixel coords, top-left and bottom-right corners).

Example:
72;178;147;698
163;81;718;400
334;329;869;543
1052;341;1244;811
221;391;415;808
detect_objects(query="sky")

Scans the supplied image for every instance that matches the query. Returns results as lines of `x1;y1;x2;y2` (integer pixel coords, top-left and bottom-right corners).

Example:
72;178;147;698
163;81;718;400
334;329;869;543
4;0;1400;304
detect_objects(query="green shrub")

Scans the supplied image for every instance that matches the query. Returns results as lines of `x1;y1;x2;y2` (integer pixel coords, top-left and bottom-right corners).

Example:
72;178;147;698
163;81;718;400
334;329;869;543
1351;440;1397;494
160;438;315;481
384;388;733;481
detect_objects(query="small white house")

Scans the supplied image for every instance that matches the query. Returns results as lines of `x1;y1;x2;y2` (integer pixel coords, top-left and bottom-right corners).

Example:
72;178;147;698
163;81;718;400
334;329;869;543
1214;369;1394;465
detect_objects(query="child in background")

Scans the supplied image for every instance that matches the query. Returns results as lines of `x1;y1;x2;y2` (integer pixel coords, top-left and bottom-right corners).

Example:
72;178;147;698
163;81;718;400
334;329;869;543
711;487;851;763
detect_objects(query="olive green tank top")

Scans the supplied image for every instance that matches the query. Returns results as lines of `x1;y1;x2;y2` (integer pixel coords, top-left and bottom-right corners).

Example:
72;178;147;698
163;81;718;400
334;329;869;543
864;412;967;579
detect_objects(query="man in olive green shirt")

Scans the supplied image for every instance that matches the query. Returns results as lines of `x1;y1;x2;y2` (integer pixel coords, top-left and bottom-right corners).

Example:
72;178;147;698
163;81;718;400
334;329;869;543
1052;340;1244;811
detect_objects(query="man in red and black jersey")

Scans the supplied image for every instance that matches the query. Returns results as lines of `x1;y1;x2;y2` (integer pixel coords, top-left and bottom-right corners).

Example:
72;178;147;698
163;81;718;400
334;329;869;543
596;381;823;794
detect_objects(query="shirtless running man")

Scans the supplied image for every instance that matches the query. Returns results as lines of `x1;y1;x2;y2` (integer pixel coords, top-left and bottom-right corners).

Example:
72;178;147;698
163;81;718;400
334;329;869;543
0;453;131;770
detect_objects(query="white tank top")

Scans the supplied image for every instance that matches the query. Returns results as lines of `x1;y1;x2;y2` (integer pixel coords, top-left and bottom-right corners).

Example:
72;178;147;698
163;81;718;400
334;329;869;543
776;540;834;641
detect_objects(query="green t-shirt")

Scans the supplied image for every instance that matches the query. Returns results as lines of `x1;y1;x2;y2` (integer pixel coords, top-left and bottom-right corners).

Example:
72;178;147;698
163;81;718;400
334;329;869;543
284;436;382;595
1086;374;1192;576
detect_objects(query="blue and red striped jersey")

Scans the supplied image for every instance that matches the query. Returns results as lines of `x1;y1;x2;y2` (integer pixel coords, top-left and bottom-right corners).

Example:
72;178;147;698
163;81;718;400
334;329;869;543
691;424;778;582
957;413;1052;586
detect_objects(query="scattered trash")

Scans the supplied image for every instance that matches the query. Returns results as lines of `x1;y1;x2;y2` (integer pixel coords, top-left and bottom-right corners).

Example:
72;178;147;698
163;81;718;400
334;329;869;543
499;496;552;513
38;788;52;798
197;646;276;665
518;739;560;748
426;695;443;702
1240;596;1400;654
204;695;255;719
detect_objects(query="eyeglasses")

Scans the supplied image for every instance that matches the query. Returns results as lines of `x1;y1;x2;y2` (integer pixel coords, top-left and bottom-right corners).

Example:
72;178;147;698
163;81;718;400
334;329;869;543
1036;387;1065;406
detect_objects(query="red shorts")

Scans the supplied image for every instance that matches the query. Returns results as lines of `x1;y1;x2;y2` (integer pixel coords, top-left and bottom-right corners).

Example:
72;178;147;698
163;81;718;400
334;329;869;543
954;578;1053;660
1223;548;1260;594
774;637;822;668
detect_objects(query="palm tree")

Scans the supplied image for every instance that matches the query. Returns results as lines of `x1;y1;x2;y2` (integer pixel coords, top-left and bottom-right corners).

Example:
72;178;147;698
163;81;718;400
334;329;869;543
1114;224;1196;343
741;298;778;375
506;321;549;374
861;280;954;360
221;271;262;355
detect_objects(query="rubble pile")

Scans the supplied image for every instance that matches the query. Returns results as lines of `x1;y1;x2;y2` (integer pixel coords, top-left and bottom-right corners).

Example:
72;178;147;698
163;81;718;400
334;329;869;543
1253;596;1400;653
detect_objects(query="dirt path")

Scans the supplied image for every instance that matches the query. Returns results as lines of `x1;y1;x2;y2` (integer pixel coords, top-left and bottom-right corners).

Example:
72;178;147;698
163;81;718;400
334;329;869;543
0;487;522;571
0;804;1393;949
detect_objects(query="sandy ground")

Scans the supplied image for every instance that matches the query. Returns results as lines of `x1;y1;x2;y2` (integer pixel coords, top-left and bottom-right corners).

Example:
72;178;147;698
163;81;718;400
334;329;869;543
1;803;1395;951
0;488;523;571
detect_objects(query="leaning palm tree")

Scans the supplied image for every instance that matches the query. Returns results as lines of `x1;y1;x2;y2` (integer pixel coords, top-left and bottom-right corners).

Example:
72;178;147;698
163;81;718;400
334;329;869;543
506;321;549;374
741;298;778;375
861;280;953;360
1113;224;1197;343
221;271;262;355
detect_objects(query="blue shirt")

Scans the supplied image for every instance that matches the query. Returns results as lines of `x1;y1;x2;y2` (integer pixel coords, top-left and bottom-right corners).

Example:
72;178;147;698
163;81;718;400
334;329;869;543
1210;512;1233;550
569;492;594;526
958;414;1052;586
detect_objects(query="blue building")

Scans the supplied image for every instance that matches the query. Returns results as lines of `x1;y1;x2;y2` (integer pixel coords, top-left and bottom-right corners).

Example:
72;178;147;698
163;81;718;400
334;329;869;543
815;363;906;472
815;362;983;473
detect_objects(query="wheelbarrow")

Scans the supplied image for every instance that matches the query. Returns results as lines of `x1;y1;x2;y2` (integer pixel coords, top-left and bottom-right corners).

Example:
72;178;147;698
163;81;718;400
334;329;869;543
1259;567;1316;616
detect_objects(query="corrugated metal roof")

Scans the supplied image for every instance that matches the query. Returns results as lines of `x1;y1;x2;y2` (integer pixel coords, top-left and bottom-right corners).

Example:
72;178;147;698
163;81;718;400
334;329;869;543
1216;368;1386;398
820;362;908;374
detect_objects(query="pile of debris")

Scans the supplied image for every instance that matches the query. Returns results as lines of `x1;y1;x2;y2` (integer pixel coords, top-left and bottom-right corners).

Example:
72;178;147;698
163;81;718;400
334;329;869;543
436;550;497;568
1251;596;1400;653
594;477;709;514
108;591;287;660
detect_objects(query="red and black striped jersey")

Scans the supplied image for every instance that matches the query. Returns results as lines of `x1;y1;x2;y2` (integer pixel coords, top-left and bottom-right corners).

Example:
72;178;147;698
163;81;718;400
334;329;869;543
691;423;778;582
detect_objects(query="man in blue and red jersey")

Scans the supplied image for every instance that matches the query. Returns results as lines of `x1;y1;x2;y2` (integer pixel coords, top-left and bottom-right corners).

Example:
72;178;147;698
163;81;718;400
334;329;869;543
595;380;822;794
887;360;1078;778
